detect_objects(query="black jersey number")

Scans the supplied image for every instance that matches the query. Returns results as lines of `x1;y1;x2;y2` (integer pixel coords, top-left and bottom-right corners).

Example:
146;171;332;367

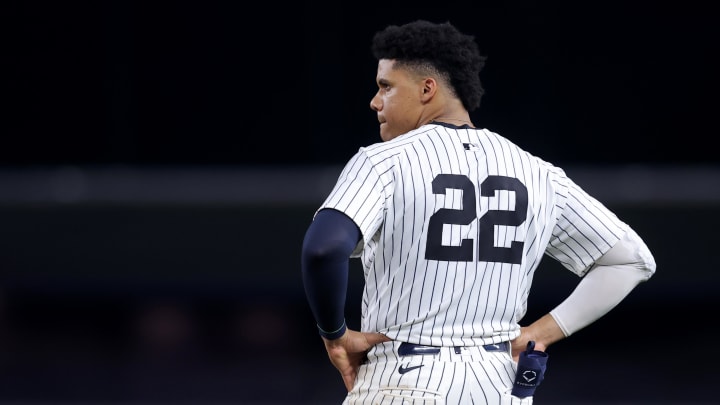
425;174;528;264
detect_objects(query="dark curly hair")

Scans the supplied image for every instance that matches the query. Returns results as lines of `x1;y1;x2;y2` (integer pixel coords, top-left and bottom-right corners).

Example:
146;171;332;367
371;20;487;112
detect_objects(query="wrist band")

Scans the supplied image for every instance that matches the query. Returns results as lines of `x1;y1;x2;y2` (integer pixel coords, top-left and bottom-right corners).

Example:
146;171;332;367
318;320;347;340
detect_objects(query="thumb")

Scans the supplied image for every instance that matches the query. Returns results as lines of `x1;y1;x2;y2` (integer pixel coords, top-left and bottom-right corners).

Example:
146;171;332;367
364;332;391;346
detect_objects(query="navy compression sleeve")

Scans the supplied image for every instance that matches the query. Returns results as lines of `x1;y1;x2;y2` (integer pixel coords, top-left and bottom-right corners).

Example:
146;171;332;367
300;208;361;339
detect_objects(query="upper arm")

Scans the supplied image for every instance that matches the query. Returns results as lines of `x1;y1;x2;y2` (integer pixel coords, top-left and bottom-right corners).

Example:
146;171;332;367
546;181;629;275
302;208;362;261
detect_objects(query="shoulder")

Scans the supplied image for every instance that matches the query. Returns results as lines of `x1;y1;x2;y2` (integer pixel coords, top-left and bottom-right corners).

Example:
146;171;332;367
361;124;451;161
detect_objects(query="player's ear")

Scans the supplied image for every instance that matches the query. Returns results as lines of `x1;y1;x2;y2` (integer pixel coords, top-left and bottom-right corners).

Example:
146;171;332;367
420;78;437;102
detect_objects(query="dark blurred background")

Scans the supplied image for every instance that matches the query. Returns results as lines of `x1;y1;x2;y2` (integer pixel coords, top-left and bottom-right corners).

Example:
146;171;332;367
3;1;719;404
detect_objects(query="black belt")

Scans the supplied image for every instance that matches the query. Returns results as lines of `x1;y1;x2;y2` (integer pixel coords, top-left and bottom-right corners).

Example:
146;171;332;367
398;341;509;356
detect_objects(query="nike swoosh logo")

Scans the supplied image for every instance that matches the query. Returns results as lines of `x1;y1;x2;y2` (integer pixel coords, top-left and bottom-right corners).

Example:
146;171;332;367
398;364;424;375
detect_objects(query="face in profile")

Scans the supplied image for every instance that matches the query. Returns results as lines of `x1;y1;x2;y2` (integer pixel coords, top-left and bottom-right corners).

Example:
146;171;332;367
370;59;426;142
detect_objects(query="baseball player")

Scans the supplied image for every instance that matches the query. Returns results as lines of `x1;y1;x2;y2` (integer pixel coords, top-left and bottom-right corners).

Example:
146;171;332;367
301;20;656;404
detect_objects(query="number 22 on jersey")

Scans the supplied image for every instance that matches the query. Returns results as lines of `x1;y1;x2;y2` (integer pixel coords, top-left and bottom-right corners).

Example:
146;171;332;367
425;174;528;265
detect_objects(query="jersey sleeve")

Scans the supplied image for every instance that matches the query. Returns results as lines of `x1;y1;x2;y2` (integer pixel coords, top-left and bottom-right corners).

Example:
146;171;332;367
317;149;387;258
545;177;629;276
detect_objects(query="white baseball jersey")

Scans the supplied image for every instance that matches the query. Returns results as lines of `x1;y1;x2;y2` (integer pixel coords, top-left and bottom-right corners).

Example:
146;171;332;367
318;122;628;347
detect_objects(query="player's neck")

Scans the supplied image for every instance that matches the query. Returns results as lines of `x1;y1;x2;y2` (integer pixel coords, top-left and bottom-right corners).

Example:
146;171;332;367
429;116;475;128
421;95;474;128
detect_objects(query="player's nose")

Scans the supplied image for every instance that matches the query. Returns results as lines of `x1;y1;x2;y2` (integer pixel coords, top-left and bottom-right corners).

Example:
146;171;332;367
370;93;381;112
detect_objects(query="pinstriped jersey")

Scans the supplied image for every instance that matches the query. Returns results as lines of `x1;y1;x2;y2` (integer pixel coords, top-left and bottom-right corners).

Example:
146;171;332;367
318;122;628;347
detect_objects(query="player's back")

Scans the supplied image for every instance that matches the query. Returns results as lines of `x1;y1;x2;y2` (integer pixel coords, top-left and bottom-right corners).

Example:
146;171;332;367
356;122;568;346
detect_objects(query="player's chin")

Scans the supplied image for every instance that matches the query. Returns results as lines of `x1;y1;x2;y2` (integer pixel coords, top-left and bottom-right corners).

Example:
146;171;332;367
379;125;395;142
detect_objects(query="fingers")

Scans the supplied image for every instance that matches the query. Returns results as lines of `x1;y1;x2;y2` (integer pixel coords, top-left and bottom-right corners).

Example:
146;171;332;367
341;372;356;392
328;331;390;392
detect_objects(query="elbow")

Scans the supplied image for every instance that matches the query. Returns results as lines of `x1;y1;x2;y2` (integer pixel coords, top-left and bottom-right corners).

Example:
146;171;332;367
640;253;657;281
624;244;656;284
635;234;657;281
301;240;332;273
301;234;348;275
616;227;657;281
